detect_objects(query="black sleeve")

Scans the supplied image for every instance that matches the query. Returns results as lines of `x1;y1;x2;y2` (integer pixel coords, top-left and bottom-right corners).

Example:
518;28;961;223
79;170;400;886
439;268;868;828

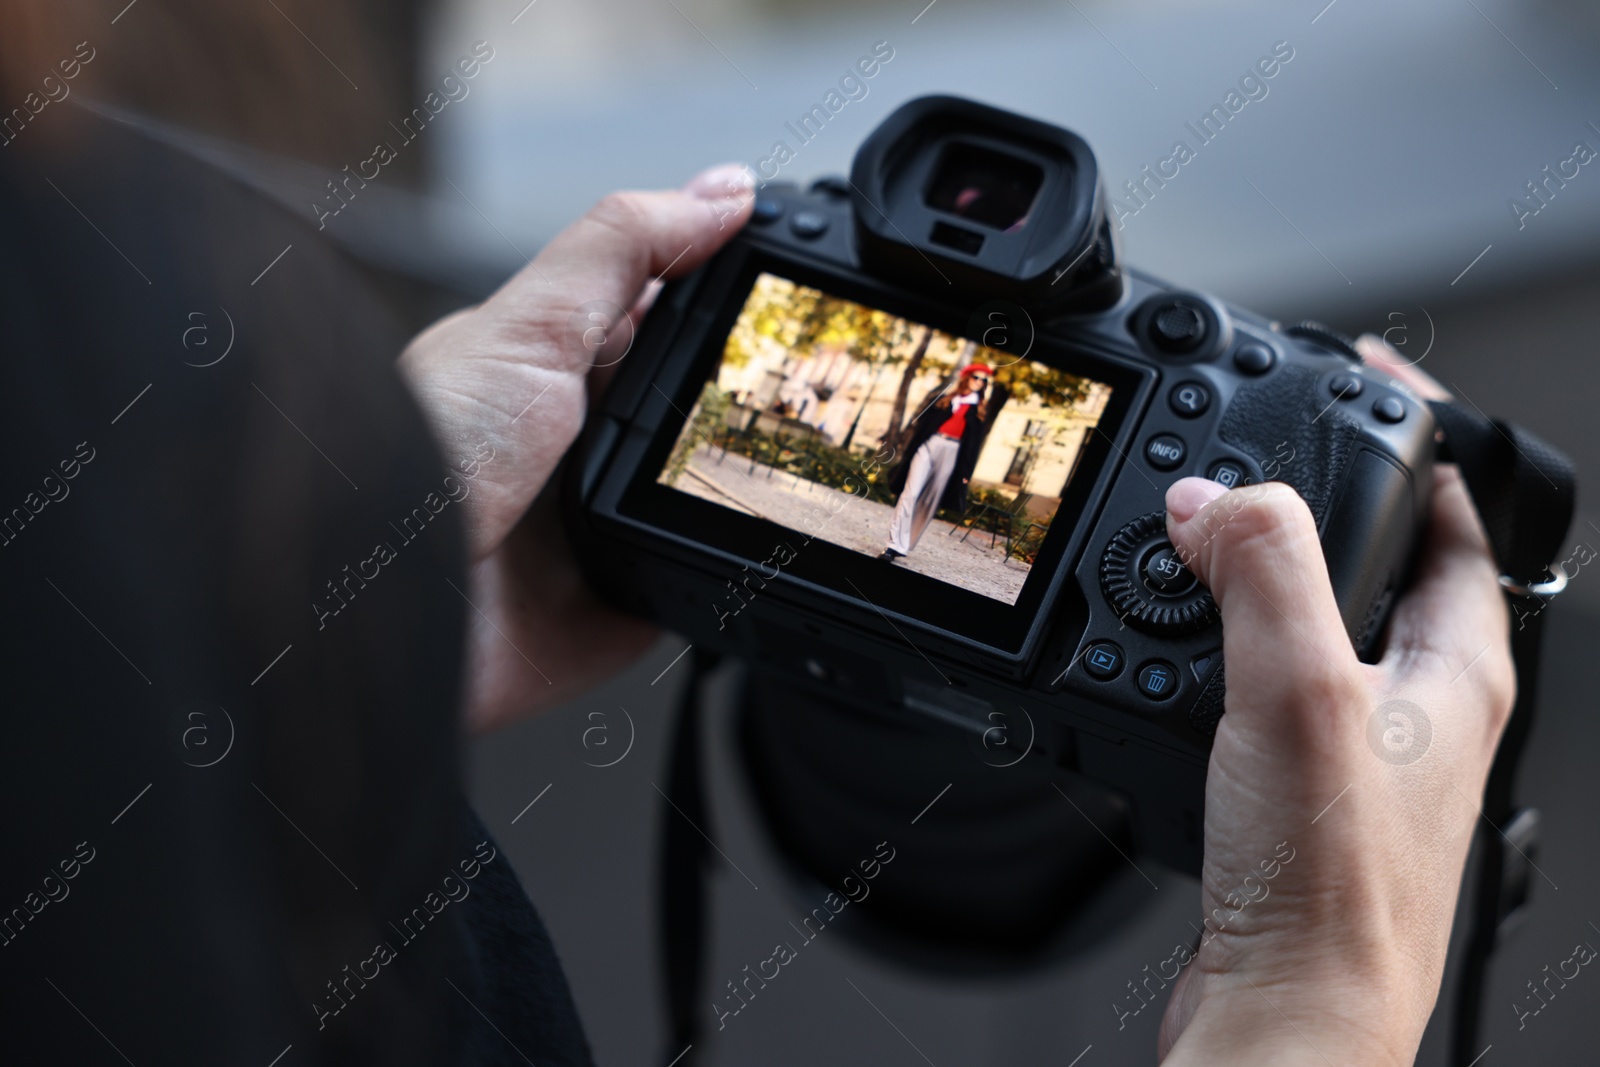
0;106;591;1067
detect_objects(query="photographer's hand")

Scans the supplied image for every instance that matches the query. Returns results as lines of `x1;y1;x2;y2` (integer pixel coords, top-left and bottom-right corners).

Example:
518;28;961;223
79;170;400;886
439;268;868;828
1156;344;1514;1065
398;165;753;733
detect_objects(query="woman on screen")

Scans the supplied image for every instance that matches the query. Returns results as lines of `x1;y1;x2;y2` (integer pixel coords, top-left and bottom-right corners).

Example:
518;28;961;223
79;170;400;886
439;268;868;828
881;362;993;562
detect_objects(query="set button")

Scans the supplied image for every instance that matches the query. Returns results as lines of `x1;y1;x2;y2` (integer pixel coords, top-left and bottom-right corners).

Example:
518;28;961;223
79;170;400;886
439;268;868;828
1145;433;1187;471
751;198;783;225
1138;661;1179;701
1099;512;1220;636
1141;544;1197;597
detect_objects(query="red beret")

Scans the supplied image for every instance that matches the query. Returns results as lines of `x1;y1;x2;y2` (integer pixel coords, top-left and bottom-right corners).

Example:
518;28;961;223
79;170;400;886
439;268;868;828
959;363;993;378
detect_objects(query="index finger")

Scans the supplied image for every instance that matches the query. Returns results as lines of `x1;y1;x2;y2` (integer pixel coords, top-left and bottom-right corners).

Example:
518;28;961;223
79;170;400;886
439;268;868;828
481;165;754;371
1355;333;1450;402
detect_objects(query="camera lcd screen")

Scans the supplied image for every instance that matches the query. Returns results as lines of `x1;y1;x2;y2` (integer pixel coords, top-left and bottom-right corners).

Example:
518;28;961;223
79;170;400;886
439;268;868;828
653;272;1114;607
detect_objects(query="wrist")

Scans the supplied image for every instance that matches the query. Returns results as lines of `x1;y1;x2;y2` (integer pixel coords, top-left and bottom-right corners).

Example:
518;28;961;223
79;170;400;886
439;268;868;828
1161;968;1418;1067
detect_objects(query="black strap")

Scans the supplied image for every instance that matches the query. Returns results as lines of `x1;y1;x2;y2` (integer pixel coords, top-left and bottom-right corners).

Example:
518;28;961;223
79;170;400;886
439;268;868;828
1429;401;1575;587
1452;619;1546;1065
1427;400;1575;1066
658;648;720;1067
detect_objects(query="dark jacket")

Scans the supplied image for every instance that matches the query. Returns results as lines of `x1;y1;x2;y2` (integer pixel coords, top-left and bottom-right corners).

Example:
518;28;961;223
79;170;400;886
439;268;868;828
887;390;990;514
0;104;591;1067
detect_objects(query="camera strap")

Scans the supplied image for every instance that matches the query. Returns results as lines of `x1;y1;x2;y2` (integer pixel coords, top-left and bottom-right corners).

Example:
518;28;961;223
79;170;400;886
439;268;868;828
658;647;720;1067
651;406;1574;1067
1428;399;1576;1067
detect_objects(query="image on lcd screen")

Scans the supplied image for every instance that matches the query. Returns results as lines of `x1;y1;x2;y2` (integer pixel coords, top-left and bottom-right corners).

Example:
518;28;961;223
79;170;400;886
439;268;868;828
657;273;1113;605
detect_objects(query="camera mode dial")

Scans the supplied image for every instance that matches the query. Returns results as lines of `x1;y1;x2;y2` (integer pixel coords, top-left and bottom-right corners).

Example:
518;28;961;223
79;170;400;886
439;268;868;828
1285;321;1361;362
1099;513;1219;635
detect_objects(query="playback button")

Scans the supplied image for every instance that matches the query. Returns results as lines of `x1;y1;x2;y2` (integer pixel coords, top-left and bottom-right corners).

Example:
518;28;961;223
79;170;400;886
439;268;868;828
1082;641;1124;680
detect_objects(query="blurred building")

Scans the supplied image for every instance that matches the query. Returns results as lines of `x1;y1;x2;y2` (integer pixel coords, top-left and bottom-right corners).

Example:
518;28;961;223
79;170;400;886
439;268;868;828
969;382;1112;516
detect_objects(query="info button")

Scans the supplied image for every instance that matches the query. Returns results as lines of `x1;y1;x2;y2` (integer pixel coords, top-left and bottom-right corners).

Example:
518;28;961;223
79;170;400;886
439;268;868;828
1145;433;1187;471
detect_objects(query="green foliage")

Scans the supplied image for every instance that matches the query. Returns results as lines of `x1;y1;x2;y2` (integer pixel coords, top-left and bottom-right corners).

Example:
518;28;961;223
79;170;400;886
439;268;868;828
721;275;1102;427
663;382;730;487
723;275;926;374
992;360;1097;410
712;425;899;506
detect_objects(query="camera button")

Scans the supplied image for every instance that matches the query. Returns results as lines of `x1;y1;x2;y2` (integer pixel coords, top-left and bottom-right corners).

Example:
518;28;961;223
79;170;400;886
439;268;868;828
808;176;852;200
1168;381;1211;418
789;211;829;239
1144;433;1187;471
1133;293;1232;360
1082;642;1124;680
1373;396;1407;423
1100;512;1220;635
1141;544;1196;597
1233;342;1276;375
1137;661;1179;701
1206;459;1248;489
1153;305;1206;350
1328;372;1363;400
752;198;784;225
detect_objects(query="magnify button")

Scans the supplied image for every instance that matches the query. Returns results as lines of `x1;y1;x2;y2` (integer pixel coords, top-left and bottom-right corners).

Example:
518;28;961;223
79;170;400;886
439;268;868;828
1168;381;1211;417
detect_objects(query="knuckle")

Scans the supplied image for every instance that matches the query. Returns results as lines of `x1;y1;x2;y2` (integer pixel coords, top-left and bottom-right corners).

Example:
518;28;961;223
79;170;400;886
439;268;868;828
1215;484;1316;560
1481;652;1518;734
1302;662;1364;713
589;190;651;236
1265;636;1365;713
488;290;568;354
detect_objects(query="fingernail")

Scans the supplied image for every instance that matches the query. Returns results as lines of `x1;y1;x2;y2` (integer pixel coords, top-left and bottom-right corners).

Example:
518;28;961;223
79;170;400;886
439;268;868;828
684;163;754;201
1355;333;1395;363
1166;477;1229;524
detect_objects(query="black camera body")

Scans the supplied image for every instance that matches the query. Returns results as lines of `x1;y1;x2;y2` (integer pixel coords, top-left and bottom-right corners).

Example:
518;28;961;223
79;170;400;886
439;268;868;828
566;97;1434;873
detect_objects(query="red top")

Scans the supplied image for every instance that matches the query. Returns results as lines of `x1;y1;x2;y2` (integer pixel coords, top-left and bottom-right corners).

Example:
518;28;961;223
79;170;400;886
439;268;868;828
938;396;976;438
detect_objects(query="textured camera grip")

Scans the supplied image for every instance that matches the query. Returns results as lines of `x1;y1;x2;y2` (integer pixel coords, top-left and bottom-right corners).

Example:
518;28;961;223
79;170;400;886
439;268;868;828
1189;660;1227;736
1192;365;1362;737
1216;363;1362;524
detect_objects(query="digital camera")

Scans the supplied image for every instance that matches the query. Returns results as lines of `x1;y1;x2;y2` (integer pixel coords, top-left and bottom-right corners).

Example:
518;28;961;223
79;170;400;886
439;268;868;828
566;96;1434;873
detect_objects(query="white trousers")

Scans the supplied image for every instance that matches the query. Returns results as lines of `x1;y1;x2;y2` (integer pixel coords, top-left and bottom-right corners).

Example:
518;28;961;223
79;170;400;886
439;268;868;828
888;435;959;555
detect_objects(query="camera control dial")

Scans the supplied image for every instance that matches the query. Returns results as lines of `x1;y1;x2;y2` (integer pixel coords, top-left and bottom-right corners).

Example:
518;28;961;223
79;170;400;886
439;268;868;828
1099;513;1219;635
1129;292;1234;362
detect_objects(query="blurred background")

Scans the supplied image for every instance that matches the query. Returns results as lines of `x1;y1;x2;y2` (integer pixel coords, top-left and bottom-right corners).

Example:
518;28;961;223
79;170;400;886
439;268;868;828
54;0;1600;1061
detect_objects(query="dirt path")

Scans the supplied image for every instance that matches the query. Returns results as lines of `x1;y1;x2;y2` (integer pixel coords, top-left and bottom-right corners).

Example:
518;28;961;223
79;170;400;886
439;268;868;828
671;446;1032;604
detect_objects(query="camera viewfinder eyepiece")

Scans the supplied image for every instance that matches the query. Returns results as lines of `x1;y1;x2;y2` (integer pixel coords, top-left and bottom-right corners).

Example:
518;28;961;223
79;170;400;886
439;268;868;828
849;95;1122;313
